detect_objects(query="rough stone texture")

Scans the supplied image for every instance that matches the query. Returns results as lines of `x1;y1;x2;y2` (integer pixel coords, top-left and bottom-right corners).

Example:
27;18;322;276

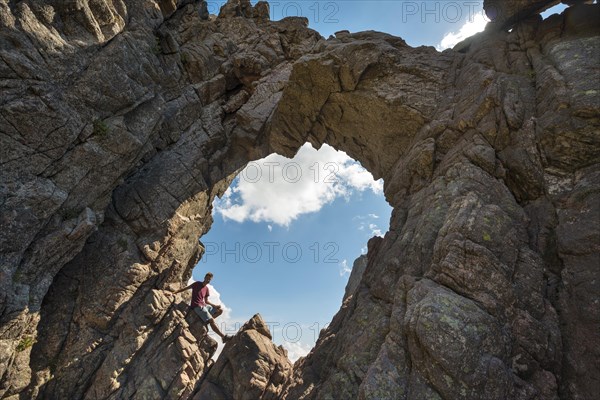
484;0;558;27
483;0;593;28
343;254;369;301
0;1;320;398
193;314;292;400
1;0;599;399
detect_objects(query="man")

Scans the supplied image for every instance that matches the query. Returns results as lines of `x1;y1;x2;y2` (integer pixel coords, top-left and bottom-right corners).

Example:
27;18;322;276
172;272;231;343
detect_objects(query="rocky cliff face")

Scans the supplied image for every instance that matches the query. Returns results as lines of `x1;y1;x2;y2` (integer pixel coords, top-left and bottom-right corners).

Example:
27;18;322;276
193;314;292;400
1;0;598;399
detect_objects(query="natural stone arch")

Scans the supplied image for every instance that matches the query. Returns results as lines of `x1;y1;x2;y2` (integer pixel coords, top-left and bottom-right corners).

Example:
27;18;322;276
0;0;598;399
27;26;442;399
266;33;444;182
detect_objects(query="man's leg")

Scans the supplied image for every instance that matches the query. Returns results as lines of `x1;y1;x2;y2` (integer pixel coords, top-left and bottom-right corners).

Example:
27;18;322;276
194;306;231;343
207;318;230;342
213;306;223;318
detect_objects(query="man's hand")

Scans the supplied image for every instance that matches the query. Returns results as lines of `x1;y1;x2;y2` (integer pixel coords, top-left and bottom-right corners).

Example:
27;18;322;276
165;291;176;301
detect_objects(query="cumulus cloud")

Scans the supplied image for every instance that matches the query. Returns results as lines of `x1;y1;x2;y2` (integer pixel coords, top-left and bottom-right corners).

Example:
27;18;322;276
187;278;238;359
355;214;385;238
206;285;232;320
188;278;320;362
437;13;488;51
339;259;352;277
281;341;313;363
214;144;383;227
369;224;384;238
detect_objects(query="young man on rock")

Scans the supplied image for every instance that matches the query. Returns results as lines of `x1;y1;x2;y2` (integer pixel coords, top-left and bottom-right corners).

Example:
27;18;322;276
171;272;232;343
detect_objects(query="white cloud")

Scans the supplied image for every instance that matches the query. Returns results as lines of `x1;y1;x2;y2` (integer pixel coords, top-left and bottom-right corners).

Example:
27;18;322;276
356;213;386;238
188;284;320;363
267;225;273;232
206;284;232;319
214;143;383;227
437;13;488;51
281;341;313;363
186;278;232;320
187;278;238;360
369;223;383;238
339;259;352;277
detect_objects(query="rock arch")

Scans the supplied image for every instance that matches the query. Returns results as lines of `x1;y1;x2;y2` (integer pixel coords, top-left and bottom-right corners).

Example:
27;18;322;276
0;0;598;399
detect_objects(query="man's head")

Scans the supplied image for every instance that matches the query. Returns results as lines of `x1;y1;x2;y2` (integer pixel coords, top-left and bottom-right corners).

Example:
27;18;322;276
203;272;213;284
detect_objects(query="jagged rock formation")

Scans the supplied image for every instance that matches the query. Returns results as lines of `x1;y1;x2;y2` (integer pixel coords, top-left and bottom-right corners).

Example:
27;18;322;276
485;0;594;27
1;0;598;399
343;254;368;301
1;1;320;398
193;314;292;400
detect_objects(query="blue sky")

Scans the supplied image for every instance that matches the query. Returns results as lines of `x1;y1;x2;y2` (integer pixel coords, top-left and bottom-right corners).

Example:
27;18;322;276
195;144;391;359
203;1;569;49
194;1;569;360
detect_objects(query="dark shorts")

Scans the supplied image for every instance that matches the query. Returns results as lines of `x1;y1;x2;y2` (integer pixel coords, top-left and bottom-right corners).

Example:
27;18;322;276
193;305;217;323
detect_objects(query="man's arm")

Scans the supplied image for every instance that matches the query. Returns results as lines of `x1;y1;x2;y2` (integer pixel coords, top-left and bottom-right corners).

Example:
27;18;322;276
206;300;219;307
205;295;221;309
173;284;193;294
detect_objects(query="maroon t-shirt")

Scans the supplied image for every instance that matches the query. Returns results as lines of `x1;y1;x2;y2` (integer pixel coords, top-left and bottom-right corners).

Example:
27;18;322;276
191;281;209;308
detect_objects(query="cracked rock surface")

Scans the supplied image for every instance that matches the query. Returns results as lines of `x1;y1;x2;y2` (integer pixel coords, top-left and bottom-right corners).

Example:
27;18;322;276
193;314;292;400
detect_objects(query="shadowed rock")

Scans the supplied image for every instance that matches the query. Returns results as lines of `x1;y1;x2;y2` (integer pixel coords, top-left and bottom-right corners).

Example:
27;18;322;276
193;314;292;400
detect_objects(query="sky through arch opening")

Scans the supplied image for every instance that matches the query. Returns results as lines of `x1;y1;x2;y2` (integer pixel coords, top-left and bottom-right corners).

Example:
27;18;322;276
192;143;392;361
186;0;576;362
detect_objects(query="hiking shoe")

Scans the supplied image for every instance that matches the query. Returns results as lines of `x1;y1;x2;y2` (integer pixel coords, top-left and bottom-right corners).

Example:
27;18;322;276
222;335;232;343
